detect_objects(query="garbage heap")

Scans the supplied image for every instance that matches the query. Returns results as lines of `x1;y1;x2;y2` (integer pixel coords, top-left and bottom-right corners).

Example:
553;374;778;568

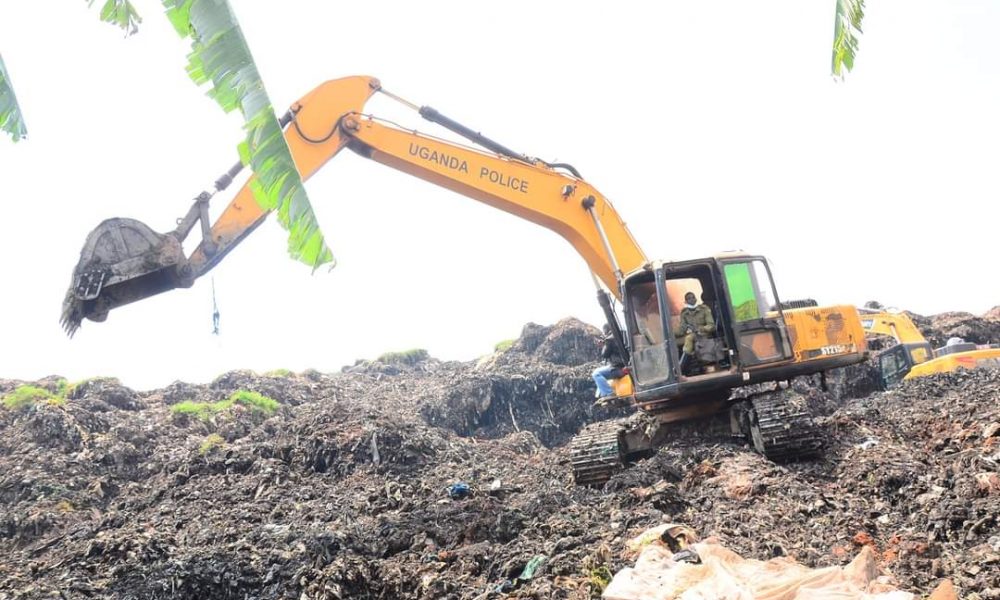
0;313;997;599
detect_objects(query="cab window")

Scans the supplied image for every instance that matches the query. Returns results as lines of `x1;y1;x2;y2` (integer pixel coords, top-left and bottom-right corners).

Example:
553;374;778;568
629;280;663;347
724;260;778;321
879;345;911;387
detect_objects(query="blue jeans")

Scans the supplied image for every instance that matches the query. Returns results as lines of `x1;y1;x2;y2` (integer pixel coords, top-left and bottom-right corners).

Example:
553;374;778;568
592;365;624;397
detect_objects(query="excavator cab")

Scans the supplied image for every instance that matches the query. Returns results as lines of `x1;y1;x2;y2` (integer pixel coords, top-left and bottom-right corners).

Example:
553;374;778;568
875;342;931;388
620;254;796;413
629;253;865;399
875;337;1000;388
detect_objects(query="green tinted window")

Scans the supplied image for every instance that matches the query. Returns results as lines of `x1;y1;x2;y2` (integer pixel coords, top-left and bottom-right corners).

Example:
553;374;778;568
724;263;760;321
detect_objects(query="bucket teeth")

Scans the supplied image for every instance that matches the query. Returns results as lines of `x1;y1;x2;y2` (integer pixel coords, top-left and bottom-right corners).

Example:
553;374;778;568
60;293;83;338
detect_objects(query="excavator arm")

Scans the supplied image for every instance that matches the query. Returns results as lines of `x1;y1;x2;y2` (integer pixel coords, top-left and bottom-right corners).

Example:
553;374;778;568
61;75;647;335
858;310;934;369
858;311;928;345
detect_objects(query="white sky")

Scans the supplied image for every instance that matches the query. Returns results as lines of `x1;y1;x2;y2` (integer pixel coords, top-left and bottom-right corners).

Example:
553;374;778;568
1;1;998;390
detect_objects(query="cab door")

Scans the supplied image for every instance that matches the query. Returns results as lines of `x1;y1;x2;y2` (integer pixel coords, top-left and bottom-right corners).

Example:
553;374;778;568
623;271;676;387
877;344;913;388
720;258;794;367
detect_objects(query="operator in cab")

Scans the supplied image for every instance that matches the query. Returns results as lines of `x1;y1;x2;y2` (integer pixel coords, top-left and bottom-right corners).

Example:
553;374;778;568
674;291;716;374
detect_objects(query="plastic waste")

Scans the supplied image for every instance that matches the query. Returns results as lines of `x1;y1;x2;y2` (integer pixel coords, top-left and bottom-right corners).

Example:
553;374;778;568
604;525;957;600
447;482;471;499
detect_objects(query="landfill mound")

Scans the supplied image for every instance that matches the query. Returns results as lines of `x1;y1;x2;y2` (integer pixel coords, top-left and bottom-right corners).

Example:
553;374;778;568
1;316;998;599
905;309;1000;348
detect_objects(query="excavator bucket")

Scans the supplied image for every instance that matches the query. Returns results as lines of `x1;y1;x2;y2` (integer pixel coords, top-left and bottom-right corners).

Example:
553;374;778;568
60;218;186;337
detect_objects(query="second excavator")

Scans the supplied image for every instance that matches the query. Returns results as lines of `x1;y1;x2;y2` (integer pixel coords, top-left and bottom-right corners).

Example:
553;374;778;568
860;309;1000;388
62;75;868;485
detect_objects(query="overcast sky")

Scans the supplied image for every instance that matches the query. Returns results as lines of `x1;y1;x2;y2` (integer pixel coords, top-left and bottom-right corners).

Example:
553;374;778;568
1;1;997;390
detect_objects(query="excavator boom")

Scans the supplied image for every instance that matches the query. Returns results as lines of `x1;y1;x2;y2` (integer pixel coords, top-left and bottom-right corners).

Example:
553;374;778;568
62;75;646;335
858;311;928;345
339;114;645;293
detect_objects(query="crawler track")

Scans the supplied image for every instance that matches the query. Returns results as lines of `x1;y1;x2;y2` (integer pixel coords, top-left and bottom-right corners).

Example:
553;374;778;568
748;392;822;461
570;420;626;486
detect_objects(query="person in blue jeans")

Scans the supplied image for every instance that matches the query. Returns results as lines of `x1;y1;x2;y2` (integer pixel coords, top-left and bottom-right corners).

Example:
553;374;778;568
593;324;627;401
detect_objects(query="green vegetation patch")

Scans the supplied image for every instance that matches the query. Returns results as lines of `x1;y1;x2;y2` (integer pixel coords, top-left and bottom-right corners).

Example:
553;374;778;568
227;390;279;413
171;400;216;420
494;339;515;352
3;385;64;410
199;433;226;455
376;348;429;365
54;378;71;398
170;390;279;421
264;368;294;378
588;566;613;593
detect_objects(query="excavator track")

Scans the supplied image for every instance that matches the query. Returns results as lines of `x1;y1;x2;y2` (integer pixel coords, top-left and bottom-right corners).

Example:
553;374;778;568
747;391;822;462
570;420;626;486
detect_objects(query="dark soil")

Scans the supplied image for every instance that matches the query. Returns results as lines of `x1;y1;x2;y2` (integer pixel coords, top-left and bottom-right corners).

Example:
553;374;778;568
1;315;998;599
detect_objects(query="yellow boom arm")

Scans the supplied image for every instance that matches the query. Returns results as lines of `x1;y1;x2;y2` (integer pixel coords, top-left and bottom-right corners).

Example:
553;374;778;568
187;75;646;297
858;311;927;345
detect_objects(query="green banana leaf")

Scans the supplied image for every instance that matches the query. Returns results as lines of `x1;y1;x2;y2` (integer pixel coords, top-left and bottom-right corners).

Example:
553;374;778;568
162;0;333;270
0;54;27;142
832;0;865;78
88;0;142;35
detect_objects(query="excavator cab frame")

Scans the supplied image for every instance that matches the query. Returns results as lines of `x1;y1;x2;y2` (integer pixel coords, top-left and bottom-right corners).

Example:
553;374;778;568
619;254;806;416
875;342;930;388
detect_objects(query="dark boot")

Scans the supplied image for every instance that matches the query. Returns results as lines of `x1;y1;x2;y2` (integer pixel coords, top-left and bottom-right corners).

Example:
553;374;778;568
679;352;693;375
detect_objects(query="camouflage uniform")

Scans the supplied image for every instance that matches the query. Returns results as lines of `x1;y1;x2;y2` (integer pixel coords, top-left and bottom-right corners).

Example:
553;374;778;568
674;304;715;354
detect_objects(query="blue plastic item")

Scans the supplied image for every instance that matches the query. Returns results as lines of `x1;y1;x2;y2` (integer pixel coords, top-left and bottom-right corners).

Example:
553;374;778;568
447;482;471;499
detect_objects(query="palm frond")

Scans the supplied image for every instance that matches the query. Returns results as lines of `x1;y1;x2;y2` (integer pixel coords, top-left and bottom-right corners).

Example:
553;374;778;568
87;0;142;36
832;0;865;78
162;0;333;270
0;54;27;142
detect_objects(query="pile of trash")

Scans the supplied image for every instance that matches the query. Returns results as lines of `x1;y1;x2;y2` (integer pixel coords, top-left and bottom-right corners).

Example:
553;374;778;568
0;315;997;599
906;307;1000;348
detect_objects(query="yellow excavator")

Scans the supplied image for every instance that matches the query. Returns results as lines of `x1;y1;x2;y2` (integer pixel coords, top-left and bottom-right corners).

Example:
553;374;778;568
61;75;868;485
860;310;1000;388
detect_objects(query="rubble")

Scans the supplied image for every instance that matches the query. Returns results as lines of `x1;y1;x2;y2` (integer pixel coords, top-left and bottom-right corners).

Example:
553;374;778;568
0;316;997;599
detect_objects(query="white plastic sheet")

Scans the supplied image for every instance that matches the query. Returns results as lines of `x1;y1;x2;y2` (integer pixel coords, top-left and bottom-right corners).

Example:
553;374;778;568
604;526;956;600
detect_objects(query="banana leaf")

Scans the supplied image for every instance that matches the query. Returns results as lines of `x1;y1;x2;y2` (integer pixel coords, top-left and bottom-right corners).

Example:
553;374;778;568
162;0;333;269
87;0;142;36
832;0;865;78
